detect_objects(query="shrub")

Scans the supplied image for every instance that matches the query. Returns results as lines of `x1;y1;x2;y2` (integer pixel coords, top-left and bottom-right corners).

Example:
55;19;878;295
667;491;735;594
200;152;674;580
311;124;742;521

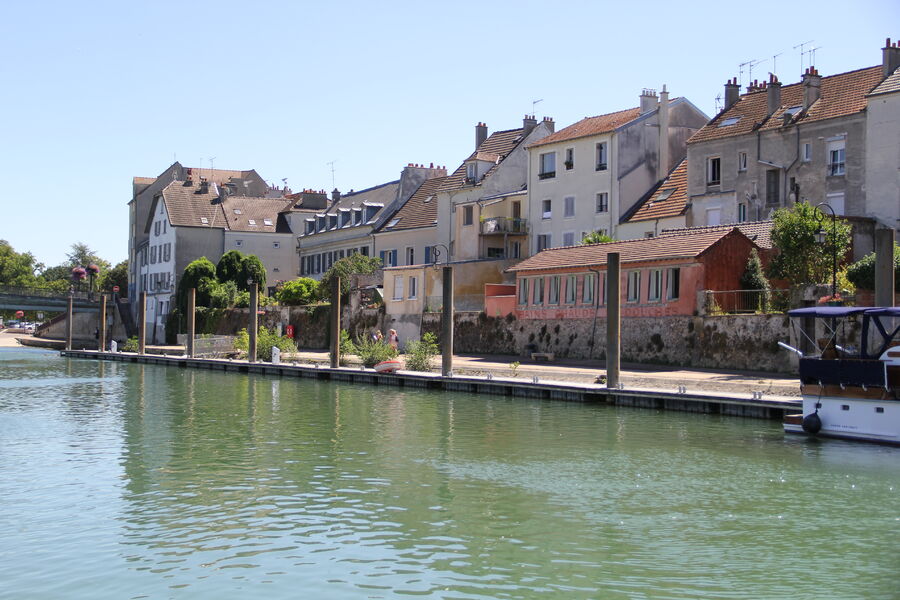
404;332;439;371
353;336;398;367
845;245;900;292
122;336;139;352
318;254;383;300
339;329;356;364
276;278;320;305
234;327;297;362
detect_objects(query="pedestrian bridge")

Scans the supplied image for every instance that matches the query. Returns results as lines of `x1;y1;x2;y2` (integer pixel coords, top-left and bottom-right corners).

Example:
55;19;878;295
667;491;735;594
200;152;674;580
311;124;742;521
0;285;100;313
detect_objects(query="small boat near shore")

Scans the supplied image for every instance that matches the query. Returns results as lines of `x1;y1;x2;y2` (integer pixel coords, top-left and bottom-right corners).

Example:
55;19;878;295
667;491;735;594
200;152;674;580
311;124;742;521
781;306;900;445
373;359;402;374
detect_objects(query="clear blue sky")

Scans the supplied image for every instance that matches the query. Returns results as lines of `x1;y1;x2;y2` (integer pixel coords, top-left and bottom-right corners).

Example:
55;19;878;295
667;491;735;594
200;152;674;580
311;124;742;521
1;0;896;269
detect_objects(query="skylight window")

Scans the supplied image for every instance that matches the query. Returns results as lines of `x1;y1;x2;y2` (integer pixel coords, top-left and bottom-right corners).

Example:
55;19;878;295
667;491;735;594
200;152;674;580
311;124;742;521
200;217;209;224
424;195;434;203
657;188;675;201
233;209;242;214
718;117;741;127
248;219;257;225
263;219;273;226
784;105;802;117
387;218;400;228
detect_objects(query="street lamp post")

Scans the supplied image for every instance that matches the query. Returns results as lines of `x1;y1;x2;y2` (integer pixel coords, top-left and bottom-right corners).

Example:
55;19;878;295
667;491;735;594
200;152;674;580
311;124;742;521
815;202;837;298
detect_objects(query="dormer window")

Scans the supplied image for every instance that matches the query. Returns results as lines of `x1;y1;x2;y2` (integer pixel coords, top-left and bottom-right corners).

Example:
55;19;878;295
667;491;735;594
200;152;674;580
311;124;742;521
328;214;338;229
353;209;362;225
339;210;351;227
466;163;477;183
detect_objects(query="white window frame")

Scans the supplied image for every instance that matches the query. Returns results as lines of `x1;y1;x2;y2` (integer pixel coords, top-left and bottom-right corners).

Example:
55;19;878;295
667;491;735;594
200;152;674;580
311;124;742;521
707;156;721;185
542;199;552;219
539;152;556;179
627;271;641;303
648;269;662;302
519;278;529;305
533;277;545;305
738;151;747;172
666;268;680;300
548;275;560;305
565;275;577;304
583;273;595;305
827;141;845;176
463;205;474;226
406;247;415;265
408;276;417;299
802;142;812;162
393;275;404;300
595;142;608;171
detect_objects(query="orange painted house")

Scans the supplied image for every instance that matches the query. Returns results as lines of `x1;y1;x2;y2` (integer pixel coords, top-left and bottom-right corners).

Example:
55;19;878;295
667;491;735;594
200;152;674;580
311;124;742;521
507;228;759;319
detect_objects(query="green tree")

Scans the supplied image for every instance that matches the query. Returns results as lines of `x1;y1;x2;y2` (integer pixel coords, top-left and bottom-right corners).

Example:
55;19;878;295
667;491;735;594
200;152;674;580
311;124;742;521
0;240;42;287
275;277;319;305
65;242;111;272
176;257;217;311
97;260;128;294
579;231;614;245
845;244;900;292
216;250;245;286
216;250;266;291
766;202;852;286
318;254;382;300
740;248;771;311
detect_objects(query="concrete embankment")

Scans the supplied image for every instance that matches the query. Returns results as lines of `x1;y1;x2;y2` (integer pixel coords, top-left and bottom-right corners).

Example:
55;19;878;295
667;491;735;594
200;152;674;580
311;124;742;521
59;349;800;420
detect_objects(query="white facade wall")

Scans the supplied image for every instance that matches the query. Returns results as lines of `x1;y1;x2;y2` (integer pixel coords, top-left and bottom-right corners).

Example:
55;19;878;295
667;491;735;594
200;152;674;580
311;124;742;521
527;133;617;251
223;231;298;291
374;227;440;268
865;90;900;232
145;201;176;343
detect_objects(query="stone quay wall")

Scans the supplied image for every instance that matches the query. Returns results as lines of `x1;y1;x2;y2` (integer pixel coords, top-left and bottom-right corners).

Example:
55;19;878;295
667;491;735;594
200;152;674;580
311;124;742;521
423;312;793;373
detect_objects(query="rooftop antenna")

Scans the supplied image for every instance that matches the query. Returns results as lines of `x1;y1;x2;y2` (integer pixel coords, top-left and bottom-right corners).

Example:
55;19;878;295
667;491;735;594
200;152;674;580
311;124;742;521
209;157;216;172
532;98;543;115
807;46;822;69
327;160;337;190
714;93;722;113
793;40;814;74
771;51;784;77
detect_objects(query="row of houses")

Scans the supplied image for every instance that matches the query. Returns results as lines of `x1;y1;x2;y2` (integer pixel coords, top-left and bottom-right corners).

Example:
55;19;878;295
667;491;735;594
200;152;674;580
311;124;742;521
127;39;900;344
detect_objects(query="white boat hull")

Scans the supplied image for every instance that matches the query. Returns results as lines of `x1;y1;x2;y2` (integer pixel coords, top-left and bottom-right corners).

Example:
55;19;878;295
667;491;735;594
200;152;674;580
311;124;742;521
785;394;900;445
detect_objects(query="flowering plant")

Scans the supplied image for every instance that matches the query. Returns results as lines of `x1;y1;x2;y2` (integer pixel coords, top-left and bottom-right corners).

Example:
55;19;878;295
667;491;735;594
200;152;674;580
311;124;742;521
71;266;87;281
817;292;843;305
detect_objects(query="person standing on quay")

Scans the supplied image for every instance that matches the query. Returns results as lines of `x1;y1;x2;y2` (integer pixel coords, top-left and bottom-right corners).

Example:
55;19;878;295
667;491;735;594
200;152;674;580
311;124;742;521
388;329;399;351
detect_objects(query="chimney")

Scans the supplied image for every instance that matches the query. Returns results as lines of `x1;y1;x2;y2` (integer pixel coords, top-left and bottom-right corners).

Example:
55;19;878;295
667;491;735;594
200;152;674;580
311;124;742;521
198;177;209;194
724;77;740;110
542;116;555;133
802;67;822;109
522;114;537;137
767;73;782;116
884;37;900;78
332;188;341;203
658;85;670;181
475;122;488;149
640;88;658;114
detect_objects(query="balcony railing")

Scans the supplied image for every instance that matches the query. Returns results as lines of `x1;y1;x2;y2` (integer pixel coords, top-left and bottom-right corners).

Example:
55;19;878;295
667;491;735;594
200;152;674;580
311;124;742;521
480;217;529;235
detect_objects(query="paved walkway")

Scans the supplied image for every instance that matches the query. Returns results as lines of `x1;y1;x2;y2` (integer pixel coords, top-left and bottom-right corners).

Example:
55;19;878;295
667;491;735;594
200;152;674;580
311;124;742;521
2;332;800;398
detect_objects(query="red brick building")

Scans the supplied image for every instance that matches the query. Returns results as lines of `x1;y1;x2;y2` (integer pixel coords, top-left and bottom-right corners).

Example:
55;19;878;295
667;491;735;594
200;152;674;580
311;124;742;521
507;228;759;318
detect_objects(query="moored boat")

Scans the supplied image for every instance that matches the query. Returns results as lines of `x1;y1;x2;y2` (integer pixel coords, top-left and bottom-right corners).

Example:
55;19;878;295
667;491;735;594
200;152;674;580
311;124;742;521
373;359;402;374
782;306;900;445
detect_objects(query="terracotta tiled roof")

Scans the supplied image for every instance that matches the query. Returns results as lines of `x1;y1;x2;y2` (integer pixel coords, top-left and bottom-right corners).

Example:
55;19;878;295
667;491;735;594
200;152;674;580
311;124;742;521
660;220;774;249
508;228;744;272
157;181;228;230
439;128;525;192
220;196;293;233
689;66;883;144
377;176;448;232
869;65;900;96
624;159;688;222
527;107;642;148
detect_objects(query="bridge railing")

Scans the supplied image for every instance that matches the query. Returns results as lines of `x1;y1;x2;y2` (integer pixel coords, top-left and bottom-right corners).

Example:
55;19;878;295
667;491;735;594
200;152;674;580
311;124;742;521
0;285;94;301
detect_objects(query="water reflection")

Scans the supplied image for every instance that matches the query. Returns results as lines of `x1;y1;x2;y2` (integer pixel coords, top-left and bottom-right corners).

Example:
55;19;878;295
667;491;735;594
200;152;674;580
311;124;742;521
1;349;899;598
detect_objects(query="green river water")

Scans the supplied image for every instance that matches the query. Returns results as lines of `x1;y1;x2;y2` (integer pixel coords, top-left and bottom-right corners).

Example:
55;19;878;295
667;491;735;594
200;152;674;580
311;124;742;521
0;348;898;599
